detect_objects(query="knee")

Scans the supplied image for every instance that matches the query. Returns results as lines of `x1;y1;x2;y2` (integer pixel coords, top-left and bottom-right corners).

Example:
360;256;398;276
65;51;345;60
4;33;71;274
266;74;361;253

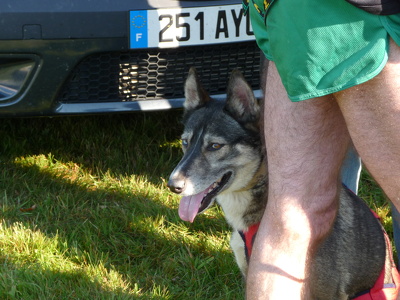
267;186;339;244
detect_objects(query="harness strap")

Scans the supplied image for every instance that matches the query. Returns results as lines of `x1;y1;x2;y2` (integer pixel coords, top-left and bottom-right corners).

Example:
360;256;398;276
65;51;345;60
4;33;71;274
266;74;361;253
238;223;260;262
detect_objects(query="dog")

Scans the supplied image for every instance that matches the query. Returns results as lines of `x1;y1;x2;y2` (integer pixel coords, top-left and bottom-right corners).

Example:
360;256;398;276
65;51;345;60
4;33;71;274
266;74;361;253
168;68;399;299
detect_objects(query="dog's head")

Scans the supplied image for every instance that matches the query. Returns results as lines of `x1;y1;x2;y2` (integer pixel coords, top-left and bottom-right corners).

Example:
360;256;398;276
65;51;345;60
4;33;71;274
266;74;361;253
168;68;262;223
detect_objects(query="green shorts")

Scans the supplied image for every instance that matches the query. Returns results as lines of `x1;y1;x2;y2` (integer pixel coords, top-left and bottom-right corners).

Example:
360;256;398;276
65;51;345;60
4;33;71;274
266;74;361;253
245;0;400;101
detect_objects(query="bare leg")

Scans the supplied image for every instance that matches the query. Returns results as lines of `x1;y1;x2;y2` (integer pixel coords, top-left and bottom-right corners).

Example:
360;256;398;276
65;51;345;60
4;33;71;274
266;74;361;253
246;62;350;299
335;39;400;211
246;40;400;299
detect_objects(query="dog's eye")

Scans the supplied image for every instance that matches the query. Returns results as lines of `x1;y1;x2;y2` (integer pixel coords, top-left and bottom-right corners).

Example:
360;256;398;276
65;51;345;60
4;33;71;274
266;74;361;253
181;139;188;147
208;143;224;151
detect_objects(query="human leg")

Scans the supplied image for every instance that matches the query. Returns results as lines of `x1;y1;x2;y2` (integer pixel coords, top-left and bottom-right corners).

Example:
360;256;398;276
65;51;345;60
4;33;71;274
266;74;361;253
334;39;400;212
341;144;400;269
340;144;400;269
246;62;351;299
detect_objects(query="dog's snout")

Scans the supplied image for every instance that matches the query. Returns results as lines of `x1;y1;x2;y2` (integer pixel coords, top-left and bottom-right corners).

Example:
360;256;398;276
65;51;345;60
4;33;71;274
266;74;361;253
167;177;186;194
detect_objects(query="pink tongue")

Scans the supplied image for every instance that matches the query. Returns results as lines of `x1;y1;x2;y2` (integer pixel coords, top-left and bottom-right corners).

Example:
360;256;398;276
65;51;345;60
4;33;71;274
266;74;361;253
178;190;207;223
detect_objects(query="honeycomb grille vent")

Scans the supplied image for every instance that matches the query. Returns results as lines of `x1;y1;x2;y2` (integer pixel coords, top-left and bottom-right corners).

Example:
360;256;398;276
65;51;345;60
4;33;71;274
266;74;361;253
58;42;261;103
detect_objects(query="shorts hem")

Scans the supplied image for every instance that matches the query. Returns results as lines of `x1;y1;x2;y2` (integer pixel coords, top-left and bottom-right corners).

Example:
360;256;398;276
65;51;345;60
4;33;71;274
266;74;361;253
288;54;389;102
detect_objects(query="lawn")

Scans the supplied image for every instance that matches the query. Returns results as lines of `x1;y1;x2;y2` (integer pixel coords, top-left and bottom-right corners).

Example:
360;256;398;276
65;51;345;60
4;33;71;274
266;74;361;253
0;111;394;299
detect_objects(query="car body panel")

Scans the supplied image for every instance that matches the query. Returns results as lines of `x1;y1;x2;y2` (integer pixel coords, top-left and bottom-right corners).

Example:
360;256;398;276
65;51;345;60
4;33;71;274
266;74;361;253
0;0;261;117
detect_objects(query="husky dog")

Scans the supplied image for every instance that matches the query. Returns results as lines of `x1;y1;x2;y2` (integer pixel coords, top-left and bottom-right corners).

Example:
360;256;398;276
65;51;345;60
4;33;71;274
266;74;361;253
168;68;398;299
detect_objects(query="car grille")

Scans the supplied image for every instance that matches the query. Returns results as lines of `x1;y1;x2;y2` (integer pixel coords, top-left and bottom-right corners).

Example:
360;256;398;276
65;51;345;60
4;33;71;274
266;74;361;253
58;41;261;103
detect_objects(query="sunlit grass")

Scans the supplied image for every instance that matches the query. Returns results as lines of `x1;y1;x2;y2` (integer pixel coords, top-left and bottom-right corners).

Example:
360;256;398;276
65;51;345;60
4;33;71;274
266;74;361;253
0;113;243;299
0;112;395;299
0;221;136;299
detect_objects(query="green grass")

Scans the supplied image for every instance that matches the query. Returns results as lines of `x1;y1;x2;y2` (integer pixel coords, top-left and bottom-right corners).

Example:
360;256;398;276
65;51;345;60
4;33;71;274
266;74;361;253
0;112;394;299
0;113;243;300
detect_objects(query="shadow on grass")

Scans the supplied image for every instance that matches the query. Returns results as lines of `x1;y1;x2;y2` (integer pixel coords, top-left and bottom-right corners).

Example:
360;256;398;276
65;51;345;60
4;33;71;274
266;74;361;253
0;111;184;186
0;113;243;299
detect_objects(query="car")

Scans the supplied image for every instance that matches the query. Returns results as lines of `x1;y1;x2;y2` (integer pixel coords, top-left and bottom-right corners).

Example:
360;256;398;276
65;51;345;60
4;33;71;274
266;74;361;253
0;0;262;117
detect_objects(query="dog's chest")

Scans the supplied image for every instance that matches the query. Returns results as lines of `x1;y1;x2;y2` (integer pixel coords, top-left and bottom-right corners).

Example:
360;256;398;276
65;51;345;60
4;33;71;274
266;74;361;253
217;191;254;231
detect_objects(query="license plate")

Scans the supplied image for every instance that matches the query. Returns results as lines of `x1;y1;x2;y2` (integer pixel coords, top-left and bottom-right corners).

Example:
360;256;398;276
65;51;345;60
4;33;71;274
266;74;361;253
130;4;255;49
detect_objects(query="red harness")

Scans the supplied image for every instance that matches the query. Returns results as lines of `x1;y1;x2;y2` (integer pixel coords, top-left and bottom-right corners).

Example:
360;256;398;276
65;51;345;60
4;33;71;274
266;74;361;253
238;223;259;260
238;211;400;300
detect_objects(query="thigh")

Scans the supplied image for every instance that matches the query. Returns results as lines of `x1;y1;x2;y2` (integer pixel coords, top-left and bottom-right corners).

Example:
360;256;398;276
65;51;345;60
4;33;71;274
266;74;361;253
334;39;400;209
264;62;350;208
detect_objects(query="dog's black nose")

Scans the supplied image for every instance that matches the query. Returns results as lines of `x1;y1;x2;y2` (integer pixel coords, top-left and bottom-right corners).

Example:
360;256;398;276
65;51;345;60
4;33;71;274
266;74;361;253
167;179;185;194
169;186;183;194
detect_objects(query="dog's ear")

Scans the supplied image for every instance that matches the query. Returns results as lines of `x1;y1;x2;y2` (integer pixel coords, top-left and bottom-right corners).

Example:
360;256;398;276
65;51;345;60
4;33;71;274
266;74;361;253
184;67;210;112
225;69;260;124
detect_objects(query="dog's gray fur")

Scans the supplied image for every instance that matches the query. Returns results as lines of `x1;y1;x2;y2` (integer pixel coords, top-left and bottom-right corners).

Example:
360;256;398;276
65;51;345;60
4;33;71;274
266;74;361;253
168;68;388;299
